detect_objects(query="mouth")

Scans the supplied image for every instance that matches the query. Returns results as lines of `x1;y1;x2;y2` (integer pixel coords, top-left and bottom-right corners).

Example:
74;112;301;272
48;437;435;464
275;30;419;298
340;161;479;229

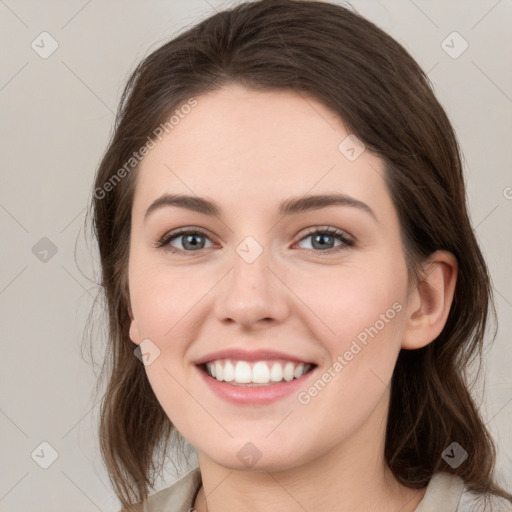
197;359;318;387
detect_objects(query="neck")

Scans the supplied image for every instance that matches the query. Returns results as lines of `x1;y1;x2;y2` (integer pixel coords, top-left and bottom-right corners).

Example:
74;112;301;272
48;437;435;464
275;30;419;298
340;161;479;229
193;391;426;512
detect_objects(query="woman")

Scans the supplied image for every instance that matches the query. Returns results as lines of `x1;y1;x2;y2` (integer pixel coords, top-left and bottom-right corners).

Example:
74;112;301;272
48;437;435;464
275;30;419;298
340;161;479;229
88;1;512;510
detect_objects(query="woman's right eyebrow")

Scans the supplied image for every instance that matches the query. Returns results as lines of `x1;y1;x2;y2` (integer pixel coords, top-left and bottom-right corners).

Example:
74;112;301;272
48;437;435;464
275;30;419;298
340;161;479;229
144;192;378;224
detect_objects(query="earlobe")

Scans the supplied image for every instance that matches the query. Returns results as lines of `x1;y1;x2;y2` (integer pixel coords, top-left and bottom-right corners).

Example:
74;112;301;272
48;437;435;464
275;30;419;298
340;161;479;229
129;318;141;345
127;303;141;344
401;250;458;350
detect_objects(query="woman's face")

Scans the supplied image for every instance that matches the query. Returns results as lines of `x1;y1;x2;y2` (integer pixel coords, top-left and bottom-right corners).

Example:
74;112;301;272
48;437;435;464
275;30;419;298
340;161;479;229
128;83;413;471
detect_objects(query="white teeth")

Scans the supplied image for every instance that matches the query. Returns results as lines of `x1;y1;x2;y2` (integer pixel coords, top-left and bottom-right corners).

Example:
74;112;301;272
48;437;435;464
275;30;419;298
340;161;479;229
204;359;312;385
235;361;252;383
294;363;305;379
269;362;283;382
215;361;223;381
223;360;235;382
283;362;295;382
252;362;270;383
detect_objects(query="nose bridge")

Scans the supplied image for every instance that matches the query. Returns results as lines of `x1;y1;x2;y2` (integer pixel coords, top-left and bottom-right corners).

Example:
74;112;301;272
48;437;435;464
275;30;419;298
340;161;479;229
214;234;289;326
233;236;269;289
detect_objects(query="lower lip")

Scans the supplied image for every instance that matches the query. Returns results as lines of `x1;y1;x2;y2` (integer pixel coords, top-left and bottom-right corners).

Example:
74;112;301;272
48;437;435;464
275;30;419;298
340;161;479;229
196;364;317;405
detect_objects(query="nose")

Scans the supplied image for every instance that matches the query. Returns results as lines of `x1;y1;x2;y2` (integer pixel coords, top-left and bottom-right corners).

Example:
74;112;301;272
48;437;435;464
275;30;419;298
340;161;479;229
213;244;290;330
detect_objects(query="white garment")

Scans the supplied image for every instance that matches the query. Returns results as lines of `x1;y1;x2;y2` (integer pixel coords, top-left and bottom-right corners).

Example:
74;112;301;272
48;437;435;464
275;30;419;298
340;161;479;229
137;466;512;512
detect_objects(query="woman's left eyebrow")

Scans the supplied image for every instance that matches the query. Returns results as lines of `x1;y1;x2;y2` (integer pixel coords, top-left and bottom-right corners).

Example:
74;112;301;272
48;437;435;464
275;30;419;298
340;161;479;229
144;192;378;224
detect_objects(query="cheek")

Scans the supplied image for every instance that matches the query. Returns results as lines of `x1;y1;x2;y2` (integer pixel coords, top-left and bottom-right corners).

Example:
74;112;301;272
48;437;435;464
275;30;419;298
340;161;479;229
290;260;406;350
129;253;209;340
289;270;406;446
291;261;408;416
129;260;208;429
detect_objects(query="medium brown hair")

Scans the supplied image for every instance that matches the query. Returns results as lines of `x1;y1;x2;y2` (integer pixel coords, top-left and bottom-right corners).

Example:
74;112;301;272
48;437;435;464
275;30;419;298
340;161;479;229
85;0;512;509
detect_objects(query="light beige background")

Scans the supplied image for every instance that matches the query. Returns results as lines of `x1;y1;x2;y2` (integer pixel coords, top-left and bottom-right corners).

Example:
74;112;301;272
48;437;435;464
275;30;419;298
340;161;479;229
0;0;511;510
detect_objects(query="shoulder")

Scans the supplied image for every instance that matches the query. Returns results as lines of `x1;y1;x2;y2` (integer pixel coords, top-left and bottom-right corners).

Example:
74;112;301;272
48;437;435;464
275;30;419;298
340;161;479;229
457;486;512;512
121;466;202;512
414;472;512;512
145;466;202;512
118;505;143;512
414;472;466;511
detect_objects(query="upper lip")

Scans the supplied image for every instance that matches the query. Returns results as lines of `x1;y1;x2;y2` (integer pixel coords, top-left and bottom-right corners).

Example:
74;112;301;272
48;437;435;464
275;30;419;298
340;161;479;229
194;348;316;366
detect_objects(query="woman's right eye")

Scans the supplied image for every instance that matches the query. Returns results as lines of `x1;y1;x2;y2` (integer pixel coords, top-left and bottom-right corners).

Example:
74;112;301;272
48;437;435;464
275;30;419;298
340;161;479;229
156;229;214;255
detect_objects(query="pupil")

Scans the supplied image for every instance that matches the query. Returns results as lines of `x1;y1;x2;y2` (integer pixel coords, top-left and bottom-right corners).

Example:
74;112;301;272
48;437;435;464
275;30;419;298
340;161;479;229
184;234;203;250
313;234;332;250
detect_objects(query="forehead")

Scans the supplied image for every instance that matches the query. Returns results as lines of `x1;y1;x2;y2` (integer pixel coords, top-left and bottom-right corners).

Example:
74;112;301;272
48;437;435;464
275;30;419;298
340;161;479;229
133;84;389;216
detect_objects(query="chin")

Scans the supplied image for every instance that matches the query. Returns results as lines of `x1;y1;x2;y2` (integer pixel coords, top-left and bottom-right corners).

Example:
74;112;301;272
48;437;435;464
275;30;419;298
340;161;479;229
200;439;309;473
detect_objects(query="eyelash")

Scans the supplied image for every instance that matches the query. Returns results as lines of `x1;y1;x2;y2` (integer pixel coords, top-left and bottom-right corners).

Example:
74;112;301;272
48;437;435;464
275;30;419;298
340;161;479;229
155;226;355;256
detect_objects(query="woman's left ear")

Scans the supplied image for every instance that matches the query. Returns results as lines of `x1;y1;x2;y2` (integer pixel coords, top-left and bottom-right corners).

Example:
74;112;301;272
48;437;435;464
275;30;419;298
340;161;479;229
401;250;458;350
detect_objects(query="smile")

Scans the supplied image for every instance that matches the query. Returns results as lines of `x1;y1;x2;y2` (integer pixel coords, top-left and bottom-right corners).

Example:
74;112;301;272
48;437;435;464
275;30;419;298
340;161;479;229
203;359;315;386
196;359;318;405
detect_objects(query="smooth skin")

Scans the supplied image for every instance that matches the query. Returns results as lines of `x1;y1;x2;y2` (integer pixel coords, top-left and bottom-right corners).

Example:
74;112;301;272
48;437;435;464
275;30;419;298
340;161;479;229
128;84;457;512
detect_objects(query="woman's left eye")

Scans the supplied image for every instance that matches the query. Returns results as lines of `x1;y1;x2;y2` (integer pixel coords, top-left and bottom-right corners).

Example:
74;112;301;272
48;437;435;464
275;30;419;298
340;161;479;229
295;227;354;253
156;227;354;256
